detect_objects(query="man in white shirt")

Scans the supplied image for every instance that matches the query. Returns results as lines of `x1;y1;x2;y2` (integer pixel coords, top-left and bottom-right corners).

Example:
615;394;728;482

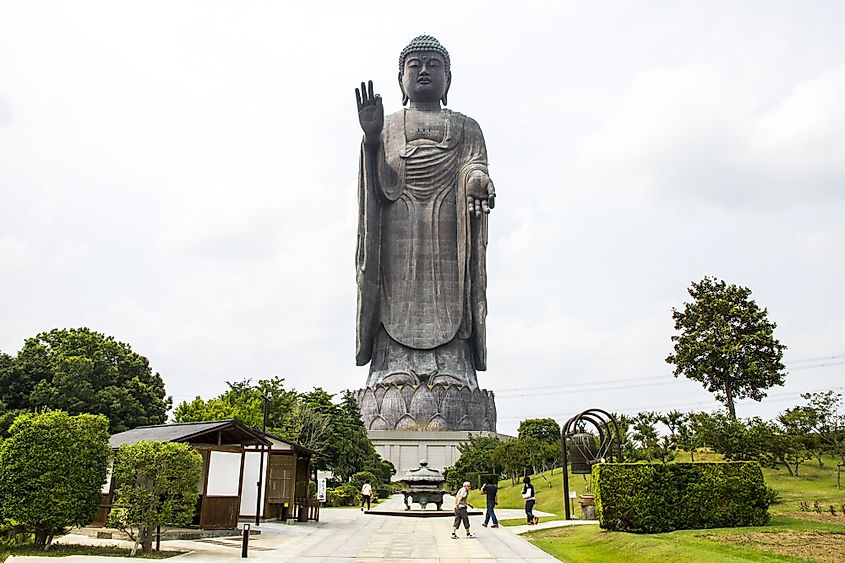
451;481;474;538
361;482;372;511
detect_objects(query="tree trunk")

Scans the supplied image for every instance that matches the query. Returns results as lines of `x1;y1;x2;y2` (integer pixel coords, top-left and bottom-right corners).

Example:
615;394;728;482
725;380;736;419
130;538;140;557
782;461;794;476
34;526;48;549
140;526;153;555
690;450;695;462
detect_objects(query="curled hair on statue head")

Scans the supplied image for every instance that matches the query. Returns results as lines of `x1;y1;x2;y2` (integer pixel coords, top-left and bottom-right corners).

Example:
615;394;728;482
398;34;451;76
398;35;452;107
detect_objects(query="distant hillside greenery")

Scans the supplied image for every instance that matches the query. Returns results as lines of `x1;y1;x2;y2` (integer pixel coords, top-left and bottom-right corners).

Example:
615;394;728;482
450;397;845;489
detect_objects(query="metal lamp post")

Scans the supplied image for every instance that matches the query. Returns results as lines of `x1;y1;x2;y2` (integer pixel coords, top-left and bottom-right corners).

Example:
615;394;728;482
255;394;269;526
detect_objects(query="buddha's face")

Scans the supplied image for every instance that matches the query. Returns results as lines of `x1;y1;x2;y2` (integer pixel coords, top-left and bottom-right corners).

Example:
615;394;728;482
400;51;450;104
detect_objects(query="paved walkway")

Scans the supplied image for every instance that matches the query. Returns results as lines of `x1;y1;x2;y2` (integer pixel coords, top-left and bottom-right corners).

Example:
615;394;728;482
8;496;595;562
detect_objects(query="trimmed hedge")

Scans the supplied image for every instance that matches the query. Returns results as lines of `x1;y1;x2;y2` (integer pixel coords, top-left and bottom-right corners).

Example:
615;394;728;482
592;462;771;533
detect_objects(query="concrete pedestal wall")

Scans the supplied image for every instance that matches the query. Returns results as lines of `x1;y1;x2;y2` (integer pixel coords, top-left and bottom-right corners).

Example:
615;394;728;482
368;430;511;479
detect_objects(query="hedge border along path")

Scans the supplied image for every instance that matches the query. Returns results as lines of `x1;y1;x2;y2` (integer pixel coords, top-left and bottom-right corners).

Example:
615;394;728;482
592;461;771;533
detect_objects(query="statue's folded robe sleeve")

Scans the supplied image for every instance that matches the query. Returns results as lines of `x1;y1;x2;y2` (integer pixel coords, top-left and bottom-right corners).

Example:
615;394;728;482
356;139;396;366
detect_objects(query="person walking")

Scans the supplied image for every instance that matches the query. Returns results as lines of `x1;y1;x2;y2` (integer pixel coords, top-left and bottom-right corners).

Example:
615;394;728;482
481;479;499;528
522;476;539;525
360;481;372;511
451;481;474;538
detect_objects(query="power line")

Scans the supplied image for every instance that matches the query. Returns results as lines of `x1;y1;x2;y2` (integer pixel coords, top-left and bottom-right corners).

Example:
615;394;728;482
497;385;845;422
495;357;845;397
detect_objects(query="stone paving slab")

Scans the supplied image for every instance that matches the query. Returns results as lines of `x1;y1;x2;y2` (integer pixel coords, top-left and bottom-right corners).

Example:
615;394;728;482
8;504;560;562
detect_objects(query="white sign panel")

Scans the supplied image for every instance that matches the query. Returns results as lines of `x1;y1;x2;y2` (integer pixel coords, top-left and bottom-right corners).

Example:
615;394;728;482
317;478;327;503
206;451;242;496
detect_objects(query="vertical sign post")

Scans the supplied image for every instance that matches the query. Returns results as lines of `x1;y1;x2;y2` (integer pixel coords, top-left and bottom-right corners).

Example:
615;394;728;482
317;477;327;503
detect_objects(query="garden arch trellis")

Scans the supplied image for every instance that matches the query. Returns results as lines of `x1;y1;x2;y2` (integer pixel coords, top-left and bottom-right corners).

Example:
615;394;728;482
560;408;623;520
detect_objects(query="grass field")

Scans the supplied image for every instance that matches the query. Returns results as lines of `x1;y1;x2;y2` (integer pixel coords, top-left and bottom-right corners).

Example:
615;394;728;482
469;453;845;562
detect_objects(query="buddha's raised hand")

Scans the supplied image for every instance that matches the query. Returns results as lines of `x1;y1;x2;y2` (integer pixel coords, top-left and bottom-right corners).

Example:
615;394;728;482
466;170;495;217
355;80;383;146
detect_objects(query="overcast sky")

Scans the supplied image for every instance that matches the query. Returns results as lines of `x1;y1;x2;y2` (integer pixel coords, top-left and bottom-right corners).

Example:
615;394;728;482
1;1;843;435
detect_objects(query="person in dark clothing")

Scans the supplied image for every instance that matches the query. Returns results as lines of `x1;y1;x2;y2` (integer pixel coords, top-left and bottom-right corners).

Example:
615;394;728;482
481;479;499;528
522;476;538;525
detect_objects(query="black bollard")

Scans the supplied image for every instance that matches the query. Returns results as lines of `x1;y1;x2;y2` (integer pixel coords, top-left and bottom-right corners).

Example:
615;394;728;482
241;523;250;558
155;525;161;552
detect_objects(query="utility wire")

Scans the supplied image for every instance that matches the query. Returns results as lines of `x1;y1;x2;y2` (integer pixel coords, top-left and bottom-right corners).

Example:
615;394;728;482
495;357;845;397
497;385;845;422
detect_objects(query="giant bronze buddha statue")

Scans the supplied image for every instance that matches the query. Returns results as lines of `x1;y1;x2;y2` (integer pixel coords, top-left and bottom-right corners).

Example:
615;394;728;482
354;35;497;432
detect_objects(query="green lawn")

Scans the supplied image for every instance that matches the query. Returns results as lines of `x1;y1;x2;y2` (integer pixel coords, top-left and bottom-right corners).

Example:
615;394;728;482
469;454;845;562
467;466;594;519
525;518;816;563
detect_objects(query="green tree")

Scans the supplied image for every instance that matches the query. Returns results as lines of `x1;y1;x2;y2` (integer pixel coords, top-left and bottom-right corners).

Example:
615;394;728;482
629;412;676;464
0;352;23;408
174;381;381;482
663;410;700;461
0;410;110;548
792;391;845;465
446;434;503;488
492;438;534;484
312;389;382;482
0;406;27;439
772;411;814;475
174;377;299;432
518;418;561;444
613;413;639;461
694;411;810;475
666;277;787;419
5;328;171;432
108;441;203;555
694;411;761;460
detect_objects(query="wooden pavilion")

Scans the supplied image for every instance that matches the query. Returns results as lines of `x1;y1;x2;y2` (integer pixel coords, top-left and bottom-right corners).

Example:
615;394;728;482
98;419;314;530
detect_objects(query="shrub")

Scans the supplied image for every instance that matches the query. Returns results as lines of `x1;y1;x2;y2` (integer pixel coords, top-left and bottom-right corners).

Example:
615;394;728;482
108;441;202;555
0;522;29;548
350;471;377;489
375;482;398;500
593;462;771;533
0;410;110;548
326;482;359;506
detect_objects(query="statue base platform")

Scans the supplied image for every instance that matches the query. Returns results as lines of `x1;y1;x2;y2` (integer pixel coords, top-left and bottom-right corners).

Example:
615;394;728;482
368;429;511;477
365;508;483;518
366;493;482;517
355;382;497;431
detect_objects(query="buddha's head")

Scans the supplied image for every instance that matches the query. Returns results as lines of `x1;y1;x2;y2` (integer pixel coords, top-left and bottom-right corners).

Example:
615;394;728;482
398;35;451;106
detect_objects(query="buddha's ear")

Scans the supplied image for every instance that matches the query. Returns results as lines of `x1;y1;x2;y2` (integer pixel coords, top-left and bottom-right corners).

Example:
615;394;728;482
398;72;409;106
441;71;452;106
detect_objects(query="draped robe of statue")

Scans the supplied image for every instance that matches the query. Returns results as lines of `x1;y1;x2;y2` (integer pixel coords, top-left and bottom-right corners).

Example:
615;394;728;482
356;108;488;390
